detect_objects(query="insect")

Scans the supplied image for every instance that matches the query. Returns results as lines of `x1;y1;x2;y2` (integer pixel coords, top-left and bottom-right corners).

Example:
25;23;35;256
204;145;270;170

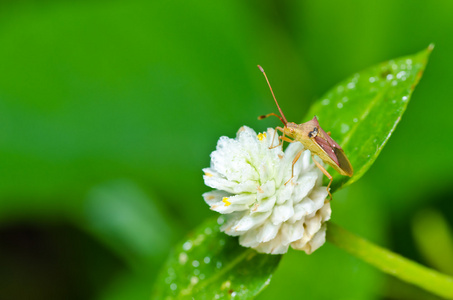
257;65;353;199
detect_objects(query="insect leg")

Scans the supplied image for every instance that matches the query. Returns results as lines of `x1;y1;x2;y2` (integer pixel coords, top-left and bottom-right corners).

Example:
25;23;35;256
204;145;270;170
279;136;294;143
311;155;333;200
279;127;288;151
284;149;304;186
269;126;286;149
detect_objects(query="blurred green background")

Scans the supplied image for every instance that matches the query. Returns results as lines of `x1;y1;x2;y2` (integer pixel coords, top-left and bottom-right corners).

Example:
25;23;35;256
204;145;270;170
1;0;452;299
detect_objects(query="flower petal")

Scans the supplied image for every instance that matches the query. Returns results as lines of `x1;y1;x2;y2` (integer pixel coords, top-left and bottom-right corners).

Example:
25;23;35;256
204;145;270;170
302;224;327;254
270;199;294;225
233;211;272;232
203;126;330;255
292;171;318;204
256;221;280;243
254;234;289;255
202;190;231;205
280;219;305;245
252;195;276;213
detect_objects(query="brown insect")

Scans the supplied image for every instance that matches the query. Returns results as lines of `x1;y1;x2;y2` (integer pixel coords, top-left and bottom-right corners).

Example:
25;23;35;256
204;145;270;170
257;65;353;199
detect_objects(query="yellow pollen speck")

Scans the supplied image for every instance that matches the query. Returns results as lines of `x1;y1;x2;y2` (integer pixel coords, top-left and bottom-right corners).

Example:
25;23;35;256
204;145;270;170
222;197;231;206
257;132;267;141
204;172;213;177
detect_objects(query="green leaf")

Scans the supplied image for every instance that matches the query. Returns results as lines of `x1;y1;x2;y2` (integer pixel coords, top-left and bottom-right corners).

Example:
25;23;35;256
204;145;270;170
152;217;281;299
306;45;433;191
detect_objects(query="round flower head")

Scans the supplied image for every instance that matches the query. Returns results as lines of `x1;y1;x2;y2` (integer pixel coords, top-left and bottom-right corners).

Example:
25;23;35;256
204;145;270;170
203;126;331;255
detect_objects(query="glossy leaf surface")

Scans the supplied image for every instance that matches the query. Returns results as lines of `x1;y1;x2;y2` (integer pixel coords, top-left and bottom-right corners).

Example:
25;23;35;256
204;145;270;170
152;217;281;299
306;45;433;191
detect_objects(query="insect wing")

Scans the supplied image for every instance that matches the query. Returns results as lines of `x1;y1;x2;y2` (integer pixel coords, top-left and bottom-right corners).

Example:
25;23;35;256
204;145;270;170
333;147;353;176
314;136;339;165
314;125;354;177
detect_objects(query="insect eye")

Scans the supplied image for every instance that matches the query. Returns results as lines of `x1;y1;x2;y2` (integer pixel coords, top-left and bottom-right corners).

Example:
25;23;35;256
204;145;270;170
308;127;318;138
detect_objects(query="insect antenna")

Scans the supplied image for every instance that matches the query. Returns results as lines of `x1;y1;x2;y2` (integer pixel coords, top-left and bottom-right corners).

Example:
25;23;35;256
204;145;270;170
257;65;288;125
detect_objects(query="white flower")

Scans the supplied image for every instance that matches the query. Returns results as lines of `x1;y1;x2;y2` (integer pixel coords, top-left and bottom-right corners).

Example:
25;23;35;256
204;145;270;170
202;126;331;255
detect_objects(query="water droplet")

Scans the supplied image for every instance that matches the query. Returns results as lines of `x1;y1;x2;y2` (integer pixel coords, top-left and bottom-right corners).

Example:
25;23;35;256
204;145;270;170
217;216;225;225
265;278;271;285
402;96;408;101
199;273;205;280
340;124;350;134
321;99;330;105
406;59;412;65
170;283;177;291
182;241;192;251
353;118;358;123
396;71;406;79
392;100;396;104
194;234;205;245
231;292;237;297
192;260;200;267
215;295;220;299
337;86;344;93
165;277;172;284
386;74;394;80
204;227;213;235
190;276;199;285
204;257;211;264
347;82;355;89
216;261;223;269
179;252;188;265
221;280;231;289
391;80;397;86
342;96;348;102
369;77;376;83
337;103;343;109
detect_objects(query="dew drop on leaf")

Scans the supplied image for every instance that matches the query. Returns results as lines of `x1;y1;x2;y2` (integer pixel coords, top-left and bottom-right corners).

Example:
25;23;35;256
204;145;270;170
322;99;330;105
183;241;192;251
179;252;188;265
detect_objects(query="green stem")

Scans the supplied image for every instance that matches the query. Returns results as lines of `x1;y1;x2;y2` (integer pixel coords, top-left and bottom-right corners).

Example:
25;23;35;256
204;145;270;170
327;222;453;299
